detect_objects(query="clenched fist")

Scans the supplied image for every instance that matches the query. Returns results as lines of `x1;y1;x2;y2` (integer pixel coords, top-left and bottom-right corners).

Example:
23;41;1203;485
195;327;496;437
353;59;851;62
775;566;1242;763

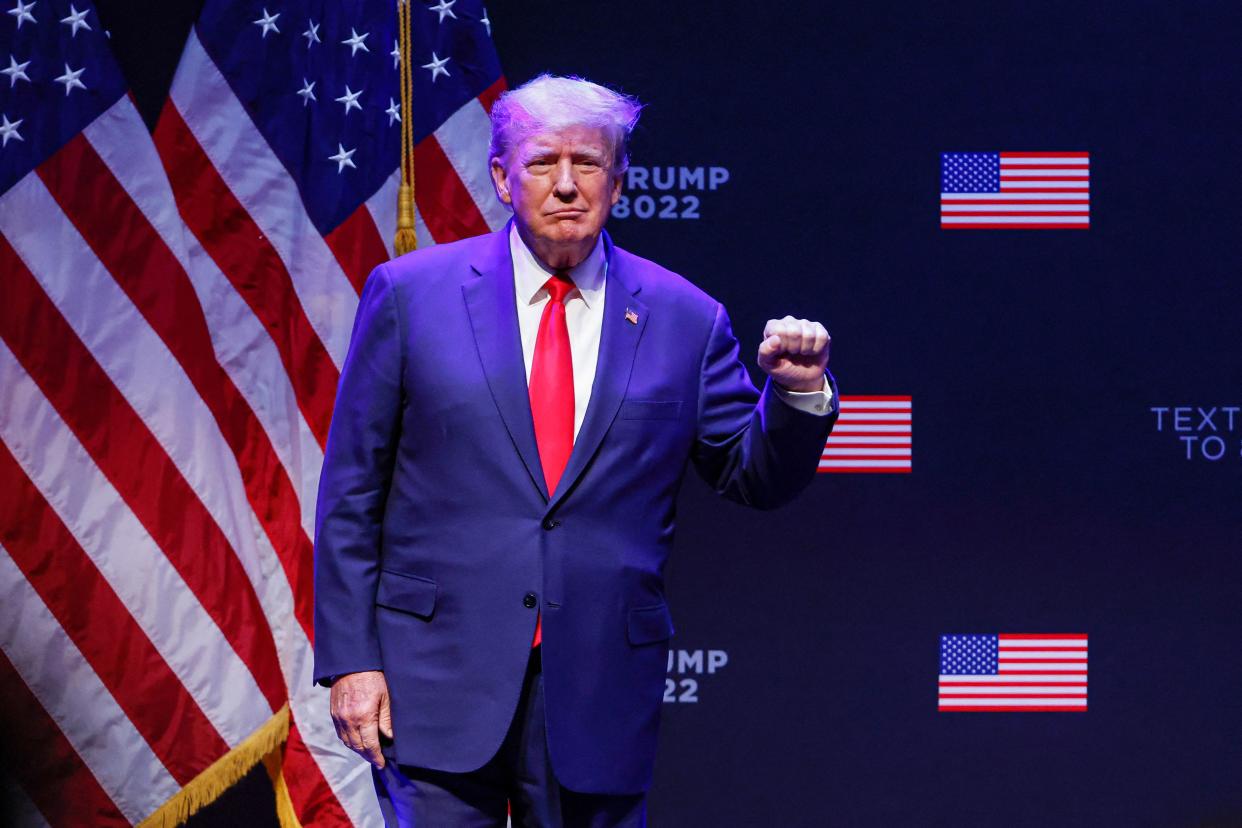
757;316;831;392
330;670;393;768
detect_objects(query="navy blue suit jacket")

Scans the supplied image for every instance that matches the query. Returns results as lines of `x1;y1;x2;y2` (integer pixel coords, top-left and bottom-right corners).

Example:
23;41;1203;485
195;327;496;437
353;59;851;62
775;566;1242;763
313;225;837;794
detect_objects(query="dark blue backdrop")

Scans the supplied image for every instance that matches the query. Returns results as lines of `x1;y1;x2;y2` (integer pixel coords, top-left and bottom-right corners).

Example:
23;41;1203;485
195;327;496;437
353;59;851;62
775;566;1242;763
98;1;1242;824
501;4;1242;825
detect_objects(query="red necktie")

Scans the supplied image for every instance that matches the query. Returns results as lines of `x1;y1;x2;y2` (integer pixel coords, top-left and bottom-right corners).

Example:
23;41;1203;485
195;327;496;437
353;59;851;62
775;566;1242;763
528;272;575;647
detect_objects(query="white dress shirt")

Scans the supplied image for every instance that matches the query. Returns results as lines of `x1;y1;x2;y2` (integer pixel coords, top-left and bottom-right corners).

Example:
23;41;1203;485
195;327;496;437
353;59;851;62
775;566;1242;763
509;225;833;440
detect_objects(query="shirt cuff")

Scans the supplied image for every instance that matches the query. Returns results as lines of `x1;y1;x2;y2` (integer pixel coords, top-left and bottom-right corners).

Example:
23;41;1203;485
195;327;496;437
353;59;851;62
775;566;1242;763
772;376;834;416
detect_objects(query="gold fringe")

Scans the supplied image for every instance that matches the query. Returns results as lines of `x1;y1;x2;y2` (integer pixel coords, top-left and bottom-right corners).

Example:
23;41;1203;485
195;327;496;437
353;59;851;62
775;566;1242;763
394;0;418;256
137;704;290;828
262;740;304;828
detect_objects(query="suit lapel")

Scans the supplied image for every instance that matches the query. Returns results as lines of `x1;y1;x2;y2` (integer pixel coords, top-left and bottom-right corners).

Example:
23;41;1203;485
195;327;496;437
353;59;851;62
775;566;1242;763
548;234;647;513
462;227;550;501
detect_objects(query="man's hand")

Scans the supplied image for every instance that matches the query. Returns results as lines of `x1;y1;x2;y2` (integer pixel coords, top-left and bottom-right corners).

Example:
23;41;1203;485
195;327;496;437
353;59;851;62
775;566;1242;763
757;316;831;392
330;670;393;769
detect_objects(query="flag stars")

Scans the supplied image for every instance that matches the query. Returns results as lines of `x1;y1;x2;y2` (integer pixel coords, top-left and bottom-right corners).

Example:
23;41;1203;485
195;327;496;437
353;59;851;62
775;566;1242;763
940;635;997;674
342;27;370;56
422;52;450;82
302;19;320;47
2;55;31;88
54;62;86;95
329;143;356;173
0;113;23;147
7;0;35;28
427;0;457;23
335;85;363;115
297;78;316;105
253;8;280;38
386;97;401;126
60;4;90;36
480;7;491;36
390;39;400;68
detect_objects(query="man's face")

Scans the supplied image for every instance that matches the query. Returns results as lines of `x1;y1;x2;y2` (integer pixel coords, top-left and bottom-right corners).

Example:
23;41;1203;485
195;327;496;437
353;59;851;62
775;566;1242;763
490;125;622;269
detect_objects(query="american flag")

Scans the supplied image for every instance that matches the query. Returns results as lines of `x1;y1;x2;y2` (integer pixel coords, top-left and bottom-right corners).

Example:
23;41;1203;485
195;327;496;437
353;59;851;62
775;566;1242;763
818;396;911;473
938;634;1089;712
0;0;505;824
940;152;1090;229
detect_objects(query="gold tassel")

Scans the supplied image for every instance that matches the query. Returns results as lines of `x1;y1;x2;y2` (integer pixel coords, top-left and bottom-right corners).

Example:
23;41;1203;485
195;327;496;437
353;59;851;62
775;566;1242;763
137;704;291;828
394;0;418;256
395;183;418;257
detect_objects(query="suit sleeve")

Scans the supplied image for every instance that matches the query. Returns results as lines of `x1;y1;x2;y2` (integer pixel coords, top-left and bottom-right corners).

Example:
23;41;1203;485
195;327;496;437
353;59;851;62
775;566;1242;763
312;263;404;686
691;302;839;509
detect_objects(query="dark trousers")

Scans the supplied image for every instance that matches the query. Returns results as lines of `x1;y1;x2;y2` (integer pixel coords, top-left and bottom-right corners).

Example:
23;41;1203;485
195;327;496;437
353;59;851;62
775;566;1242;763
372;648;647;827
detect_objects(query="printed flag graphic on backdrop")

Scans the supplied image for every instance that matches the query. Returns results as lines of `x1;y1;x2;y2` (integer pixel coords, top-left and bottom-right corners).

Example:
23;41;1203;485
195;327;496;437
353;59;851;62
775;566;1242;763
940;152;1090;229
819;396;912;473
0;0;506;825
938;634;1088;712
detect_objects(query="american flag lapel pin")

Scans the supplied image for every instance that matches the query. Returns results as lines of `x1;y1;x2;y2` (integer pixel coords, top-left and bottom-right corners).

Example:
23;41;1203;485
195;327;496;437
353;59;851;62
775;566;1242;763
625;308;639;325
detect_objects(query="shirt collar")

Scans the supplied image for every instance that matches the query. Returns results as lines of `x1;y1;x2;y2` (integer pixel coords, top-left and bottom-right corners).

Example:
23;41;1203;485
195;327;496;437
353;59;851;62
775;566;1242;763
509;223;607;309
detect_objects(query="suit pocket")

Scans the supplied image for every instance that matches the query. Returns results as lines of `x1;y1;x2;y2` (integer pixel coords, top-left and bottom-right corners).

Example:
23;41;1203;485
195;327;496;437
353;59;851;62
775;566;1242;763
627;602;675;645
618;400;684;420
375;568;438;619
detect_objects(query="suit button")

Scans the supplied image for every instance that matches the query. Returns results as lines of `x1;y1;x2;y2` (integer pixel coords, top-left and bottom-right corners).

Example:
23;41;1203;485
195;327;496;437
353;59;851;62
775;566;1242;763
523;592;538;609
541;518;560;531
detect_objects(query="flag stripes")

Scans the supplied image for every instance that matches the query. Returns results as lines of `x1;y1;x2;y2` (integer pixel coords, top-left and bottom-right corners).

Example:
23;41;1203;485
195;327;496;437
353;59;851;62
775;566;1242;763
1;2;510;821
35;134;319;641
325;201;397;295
364;169;409;257
0;338;271;748
0;647;123;826
153;103;342;449
0;546;183;821
819;396;912;473
166;32;360;365
80;96;327;536
0;442;231;784
281;720;350;827
412;134;495;241
432;98;515;231
0;238;290;713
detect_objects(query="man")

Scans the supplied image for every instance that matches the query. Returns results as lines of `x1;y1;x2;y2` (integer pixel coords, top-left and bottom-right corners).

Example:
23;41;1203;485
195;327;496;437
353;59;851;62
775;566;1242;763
314;74;838;826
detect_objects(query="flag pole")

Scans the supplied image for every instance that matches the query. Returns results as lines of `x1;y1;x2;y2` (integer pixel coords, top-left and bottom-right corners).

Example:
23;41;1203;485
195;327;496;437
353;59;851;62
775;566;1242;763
394;0;418;256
